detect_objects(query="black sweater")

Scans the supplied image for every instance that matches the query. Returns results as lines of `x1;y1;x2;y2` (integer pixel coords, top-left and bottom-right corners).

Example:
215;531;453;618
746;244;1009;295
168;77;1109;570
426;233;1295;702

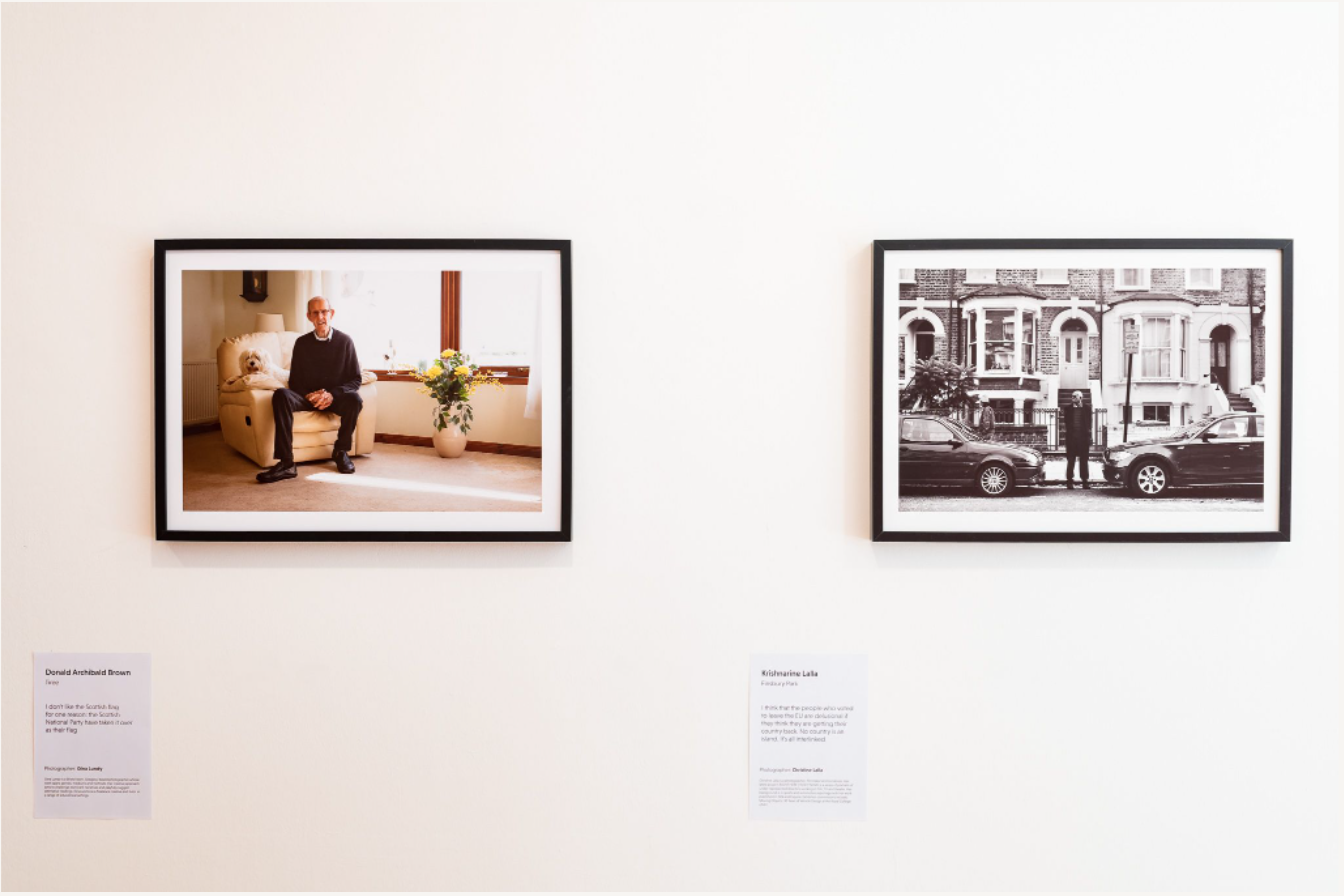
289;330;363;397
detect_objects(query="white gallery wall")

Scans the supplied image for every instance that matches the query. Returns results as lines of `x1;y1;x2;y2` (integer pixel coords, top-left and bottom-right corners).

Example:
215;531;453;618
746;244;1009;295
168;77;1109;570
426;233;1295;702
1;3;1338;891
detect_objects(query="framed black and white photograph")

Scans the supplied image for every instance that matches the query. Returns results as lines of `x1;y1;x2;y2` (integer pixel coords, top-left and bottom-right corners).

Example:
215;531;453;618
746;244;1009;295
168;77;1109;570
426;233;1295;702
156;239;571;541
873;240;1291;542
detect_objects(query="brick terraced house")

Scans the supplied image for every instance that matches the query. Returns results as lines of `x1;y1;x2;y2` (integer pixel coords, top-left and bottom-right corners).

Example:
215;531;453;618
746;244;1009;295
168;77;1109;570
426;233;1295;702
895;267;1267;450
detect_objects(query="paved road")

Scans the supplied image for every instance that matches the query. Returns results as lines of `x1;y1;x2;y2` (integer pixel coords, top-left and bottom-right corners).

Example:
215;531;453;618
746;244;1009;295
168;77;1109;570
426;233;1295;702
898;484;1264;512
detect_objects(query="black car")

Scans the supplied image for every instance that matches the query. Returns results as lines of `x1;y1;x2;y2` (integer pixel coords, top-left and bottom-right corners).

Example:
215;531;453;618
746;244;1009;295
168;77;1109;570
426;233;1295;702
898;414;1044;496
1102;412;1265;497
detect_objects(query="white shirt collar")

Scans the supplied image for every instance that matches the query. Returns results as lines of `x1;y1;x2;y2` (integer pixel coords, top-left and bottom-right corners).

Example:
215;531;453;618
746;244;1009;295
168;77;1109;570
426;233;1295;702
314;327;335;343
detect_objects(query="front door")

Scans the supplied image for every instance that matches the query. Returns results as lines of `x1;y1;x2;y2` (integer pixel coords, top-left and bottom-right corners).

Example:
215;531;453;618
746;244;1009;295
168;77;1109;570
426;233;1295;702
1211;327;1232;393
1059;332;1087;389
914;330;934;363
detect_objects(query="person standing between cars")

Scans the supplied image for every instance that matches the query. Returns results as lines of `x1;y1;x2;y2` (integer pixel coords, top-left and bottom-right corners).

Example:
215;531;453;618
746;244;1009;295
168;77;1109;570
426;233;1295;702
1064;389;1091;489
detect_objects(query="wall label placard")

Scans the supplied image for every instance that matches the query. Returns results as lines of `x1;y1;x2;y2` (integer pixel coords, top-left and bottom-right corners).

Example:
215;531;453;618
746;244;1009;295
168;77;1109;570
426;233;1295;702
749;654;868;821
34;653;152;819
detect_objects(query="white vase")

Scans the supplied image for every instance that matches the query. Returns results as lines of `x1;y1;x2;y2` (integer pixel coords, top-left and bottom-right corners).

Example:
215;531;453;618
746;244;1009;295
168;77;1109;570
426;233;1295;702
432;423;468;458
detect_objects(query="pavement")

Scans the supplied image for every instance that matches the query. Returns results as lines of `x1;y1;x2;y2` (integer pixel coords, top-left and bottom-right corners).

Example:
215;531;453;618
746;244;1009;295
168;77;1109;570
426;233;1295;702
898;482;1264;512
1042;457;1080;484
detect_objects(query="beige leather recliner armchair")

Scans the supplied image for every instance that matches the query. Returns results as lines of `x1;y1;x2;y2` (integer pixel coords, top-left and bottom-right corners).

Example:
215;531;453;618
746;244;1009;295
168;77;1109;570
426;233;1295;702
217;331;378;467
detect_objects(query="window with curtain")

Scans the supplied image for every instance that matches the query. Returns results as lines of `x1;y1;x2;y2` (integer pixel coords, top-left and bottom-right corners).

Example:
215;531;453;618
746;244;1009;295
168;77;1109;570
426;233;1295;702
1115;268;1150;290
985;310;1015;371
1022;311;1036;370
897;269;916;283
1036;269;1068;285
965;268;996;284
1180;317;1190;378
966;310;977;367
1141;317;1172;377
1186;268;1220;290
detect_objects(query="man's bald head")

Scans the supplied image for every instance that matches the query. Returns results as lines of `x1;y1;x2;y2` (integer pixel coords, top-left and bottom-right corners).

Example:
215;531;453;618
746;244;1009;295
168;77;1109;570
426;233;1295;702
307;296;335;338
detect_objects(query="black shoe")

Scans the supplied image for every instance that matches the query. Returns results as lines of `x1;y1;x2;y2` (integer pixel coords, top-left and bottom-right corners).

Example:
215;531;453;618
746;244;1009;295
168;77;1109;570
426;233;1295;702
257;461;297;484
1066;481;1075;489
1082;481;1090;490
333;449;355;474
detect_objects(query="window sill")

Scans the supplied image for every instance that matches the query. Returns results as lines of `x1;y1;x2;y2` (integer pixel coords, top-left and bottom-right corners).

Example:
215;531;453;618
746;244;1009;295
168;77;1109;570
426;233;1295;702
367;369;531;386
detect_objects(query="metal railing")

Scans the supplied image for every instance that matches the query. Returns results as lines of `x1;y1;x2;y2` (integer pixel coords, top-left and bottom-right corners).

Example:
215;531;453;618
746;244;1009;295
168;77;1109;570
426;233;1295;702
916;407;1107;450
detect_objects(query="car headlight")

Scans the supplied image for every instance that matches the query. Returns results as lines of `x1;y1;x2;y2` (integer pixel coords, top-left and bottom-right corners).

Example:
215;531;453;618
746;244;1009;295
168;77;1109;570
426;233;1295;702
1109;450;1133;462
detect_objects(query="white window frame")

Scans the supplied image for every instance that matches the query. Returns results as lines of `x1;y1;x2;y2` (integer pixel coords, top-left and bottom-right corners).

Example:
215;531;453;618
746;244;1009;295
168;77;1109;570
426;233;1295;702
1022;310;1037;372
1035;269;1068;285
897;268;916;283
966;310;978;369
1179;317;1190;380
1138;314;1175;379
1141;403;1172;424
964;268;996;285
1185;267;1221;291
1114;268;1151;291
982;308;1016;373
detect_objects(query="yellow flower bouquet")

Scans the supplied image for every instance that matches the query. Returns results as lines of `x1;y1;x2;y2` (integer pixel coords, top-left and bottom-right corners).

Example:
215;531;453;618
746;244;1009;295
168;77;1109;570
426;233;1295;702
412;349;502;434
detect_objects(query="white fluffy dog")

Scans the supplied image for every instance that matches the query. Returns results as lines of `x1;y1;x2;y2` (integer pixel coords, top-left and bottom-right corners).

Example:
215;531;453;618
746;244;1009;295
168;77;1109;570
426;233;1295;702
237;347;289;385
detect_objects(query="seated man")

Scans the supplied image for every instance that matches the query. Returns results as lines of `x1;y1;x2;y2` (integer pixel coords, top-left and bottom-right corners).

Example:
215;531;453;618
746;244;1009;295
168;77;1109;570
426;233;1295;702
257;296;364;483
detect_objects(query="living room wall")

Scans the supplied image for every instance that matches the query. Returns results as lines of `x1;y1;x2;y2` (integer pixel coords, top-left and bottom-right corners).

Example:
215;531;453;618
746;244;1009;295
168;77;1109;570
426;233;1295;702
2;3;1337;892
376;380;542;447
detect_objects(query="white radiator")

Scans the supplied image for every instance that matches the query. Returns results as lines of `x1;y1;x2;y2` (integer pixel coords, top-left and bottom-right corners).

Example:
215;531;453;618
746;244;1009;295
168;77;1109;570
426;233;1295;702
183;361;219;425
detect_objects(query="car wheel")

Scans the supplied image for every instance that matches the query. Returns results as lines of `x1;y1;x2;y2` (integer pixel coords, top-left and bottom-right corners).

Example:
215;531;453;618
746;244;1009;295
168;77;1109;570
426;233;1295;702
976;463;1014;497
1130;461;1170;497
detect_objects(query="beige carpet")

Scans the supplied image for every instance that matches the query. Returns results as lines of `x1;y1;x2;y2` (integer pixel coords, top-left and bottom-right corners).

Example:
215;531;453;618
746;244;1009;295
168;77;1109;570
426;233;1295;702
183;431;543;512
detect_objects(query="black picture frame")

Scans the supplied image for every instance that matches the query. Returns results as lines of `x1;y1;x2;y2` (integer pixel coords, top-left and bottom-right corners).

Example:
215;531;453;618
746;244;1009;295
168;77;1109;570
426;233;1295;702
872;239;1292;543
155;238;572;542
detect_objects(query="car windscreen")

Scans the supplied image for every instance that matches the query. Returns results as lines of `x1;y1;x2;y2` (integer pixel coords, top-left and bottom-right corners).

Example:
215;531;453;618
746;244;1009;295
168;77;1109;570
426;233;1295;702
901;418;954;442
942;418;978;441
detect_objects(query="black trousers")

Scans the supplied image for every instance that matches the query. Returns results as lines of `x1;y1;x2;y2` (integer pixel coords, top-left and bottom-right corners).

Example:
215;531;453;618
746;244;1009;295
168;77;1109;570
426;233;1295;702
1065;446;1090;483
271;388;363;465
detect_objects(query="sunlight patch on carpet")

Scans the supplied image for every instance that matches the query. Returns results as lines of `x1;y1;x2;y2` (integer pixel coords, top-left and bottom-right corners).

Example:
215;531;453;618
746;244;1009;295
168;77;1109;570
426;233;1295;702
307;472;542;503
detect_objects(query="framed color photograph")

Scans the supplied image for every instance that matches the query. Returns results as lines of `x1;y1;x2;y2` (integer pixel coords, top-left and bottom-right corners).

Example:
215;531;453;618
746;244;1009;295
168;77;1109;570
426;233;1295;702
872;240;1291;542
156;239;571;541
